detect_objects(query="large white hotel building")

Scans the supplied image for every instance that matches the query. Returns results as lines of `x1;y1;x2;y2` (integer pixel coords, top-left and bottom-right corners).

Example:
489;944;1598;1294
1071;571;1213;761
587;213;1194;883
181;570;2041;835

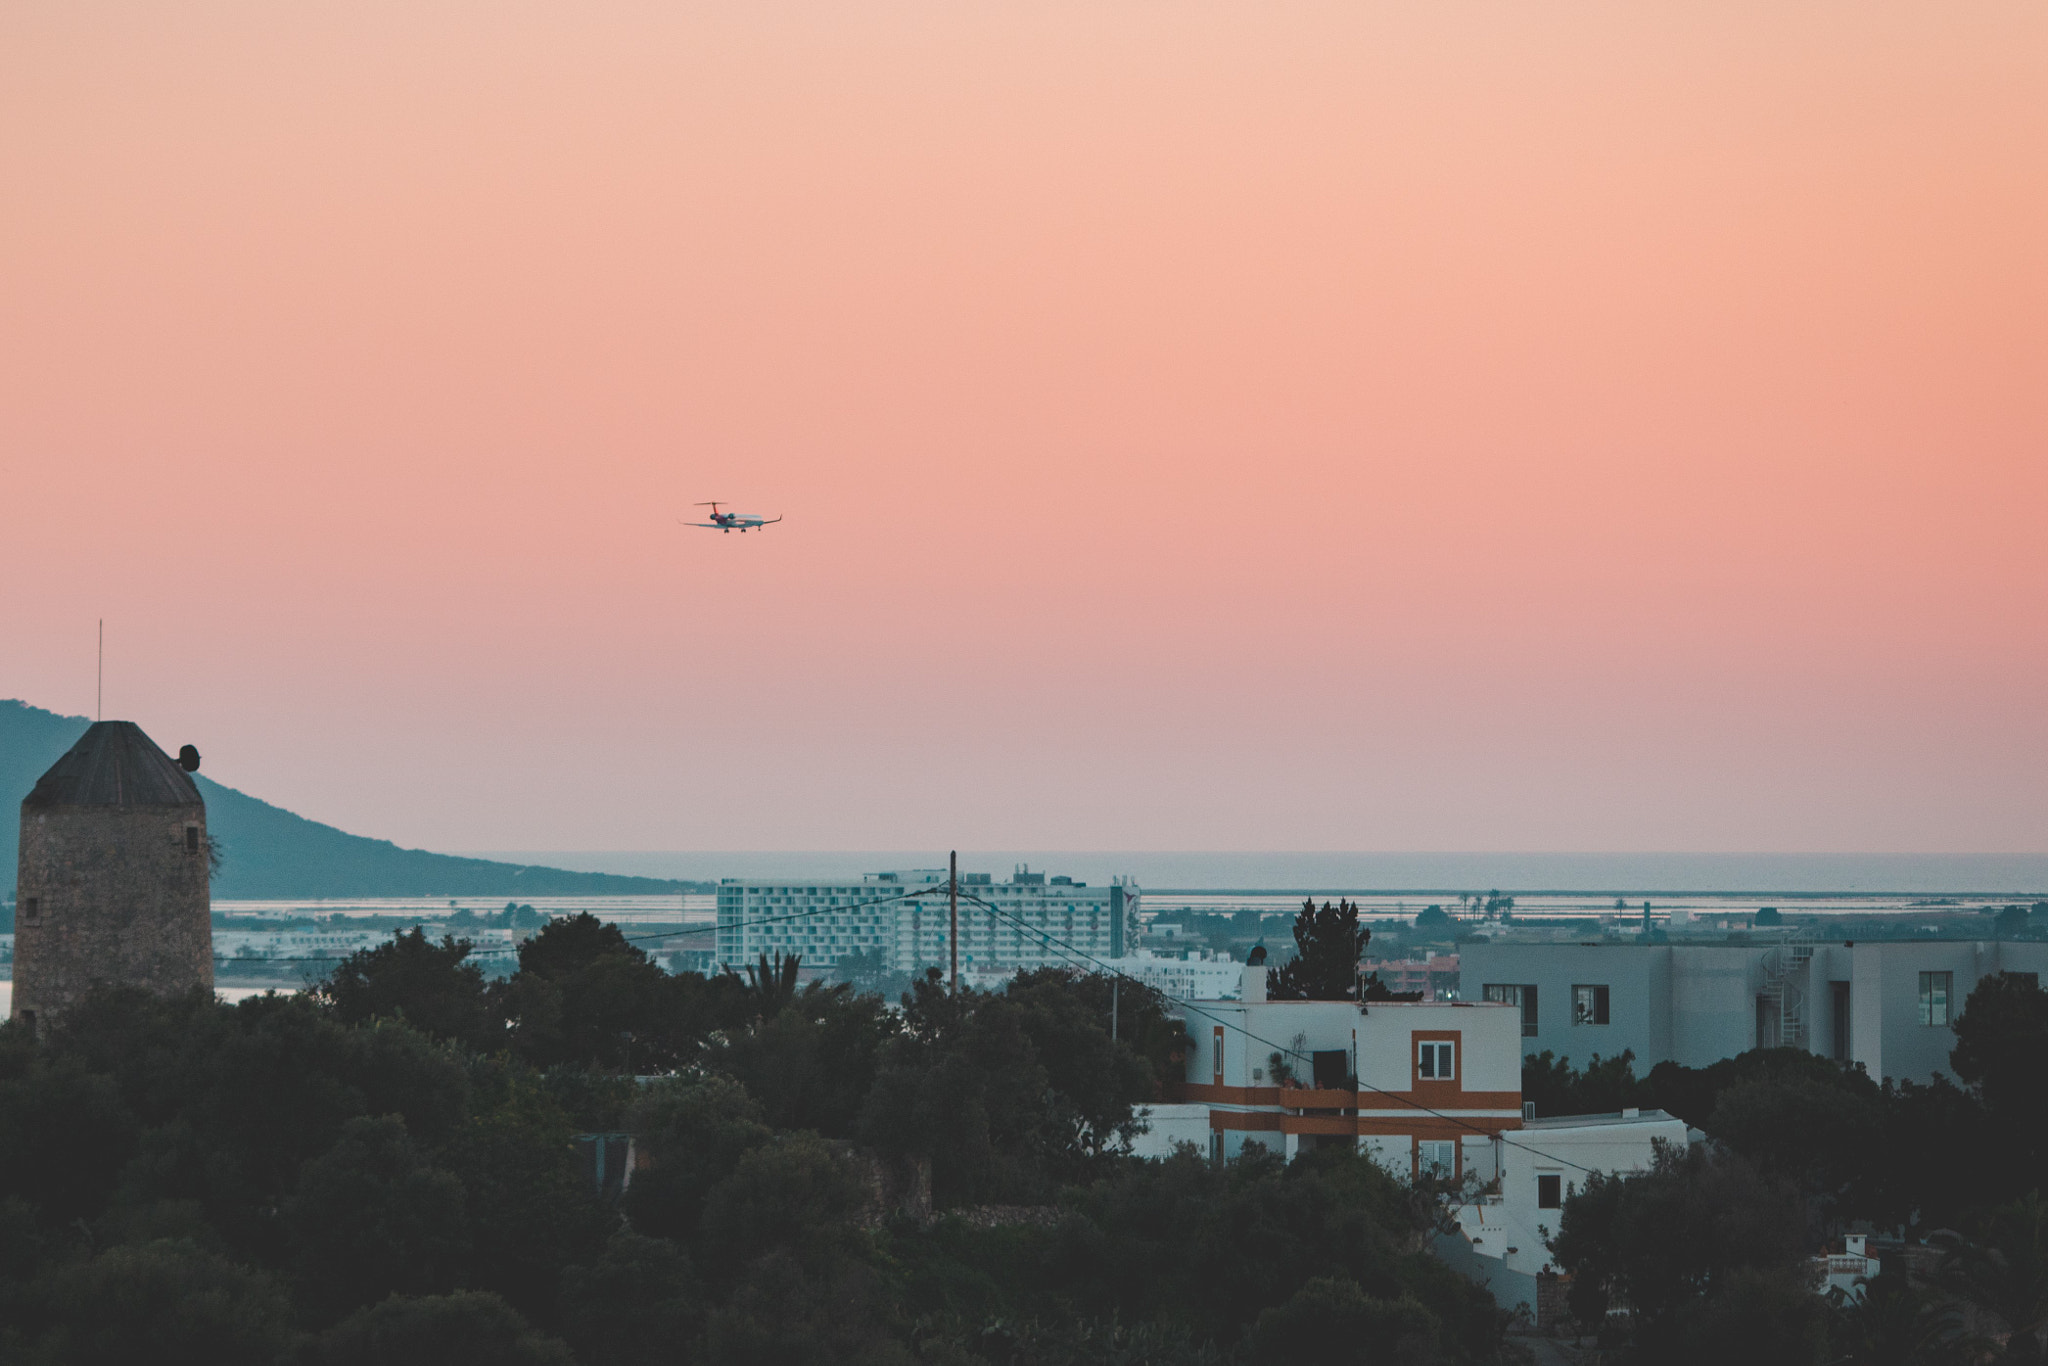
714;868;1136;978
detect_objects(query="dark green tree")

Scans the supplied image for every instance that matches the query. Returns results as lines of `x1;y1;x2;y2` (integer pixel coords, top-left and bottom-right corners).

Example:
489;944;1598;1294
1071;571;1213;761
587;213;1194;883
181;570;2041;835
558;1233;704;1366
1706;1072;1886;1220
1249;1276;1440;1364
499;913;692;1071
53;989;470;1258
1825;1269;1969;1366
1950;972;2048;1165
1004;968;1172;1150
1938;1191;2048;1360
1661;1265;1837;1366
282;1115;471;1322
698;1134;869;1271
1876;1075;1998;1231
1551;1144;1814;1352
1521;1050;1648;1119
621;1076;774;1243
303;1290;574;1366
705;982;893;1137
316;929;502;1053
433;1073;615;1327
858;970;1162;1204
1270;898;1370;1000
27;1239;297;1366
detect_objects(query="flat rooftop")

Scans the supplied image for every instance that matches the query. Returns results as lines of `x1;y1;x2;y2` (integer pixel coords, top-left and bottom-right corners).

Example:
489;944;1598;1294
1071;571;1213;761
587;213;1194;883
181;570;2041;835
1523;1109;1680;1129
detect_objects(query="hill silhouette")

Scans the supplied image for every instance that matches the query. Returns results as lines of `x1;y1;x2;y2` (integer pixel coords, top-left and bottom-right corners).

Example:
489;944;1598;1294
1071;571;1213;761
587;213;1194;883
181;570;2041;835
1;700;700;899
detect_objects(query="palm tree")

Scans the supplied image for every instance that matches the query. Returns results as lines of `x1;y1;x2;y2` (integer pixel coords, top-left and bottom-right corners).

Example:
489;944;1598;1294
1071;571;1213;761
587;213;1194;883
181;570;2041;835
723;951;802;1017
1939;1192;2048;1361
1828;1271;1976;1366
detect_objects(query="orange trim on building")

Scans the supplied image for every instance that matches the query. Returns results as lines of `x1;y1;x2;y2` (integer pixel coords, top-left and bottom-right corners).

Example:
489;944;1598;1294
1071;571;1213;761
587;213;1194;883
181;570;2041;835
1357;1089;1521;1111
1171;1082;1282;1106
1205;1111;1524;1137
1171;1081;1521;1113
1359;1114;1521;1138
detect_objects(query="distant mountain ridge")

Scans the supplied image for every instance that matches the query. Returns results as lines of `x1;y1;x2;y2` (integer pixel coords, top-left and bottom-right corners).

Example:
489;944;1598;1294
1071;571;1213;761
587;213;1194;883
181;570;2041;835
1;700;702;899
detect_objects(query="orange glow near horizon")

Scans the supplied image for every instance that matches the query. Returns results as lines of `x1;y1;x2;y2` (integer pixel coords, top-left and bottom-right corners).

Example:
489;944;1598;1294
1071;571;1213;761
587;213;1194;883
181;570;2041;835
2;1;2044;852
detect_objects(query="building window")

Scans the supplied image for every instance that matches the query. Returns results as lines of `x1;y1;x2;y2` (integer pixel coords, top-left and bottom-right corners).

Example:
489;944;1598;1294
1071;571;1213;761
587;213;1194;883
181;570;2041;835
1213;1026;1225;1084
22;897;38;922
1537;1173;1562;1209
1571;985;1610;1026
1484;983;1539;1036
1831;982;1851;1062
186;825;201;854
1417;1140;1456;1179
1417;1040;1456;1081
1919;972;1953;1027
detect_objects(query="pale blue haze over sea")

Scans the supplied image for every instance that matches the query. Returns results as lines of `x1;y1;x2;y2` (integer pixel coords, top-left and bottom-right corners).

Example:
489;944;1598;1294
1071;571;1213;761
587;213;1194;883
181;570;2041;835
474;852;2048;897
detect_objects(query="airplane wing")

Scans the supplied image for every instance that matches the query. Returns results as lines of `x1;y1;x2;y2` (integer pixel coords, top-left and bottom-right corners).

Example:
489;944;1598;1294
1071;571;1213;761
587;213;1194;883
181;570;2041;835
682;522;727;528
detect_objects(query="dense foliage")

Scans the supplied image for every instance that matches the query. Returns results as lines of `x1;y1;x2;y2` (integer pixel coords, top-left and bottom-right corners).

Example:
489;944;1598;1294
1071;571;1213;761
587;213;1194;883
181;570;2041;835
0;915;1507;1364
1267;898;1372;1001
1535;971;2048;1363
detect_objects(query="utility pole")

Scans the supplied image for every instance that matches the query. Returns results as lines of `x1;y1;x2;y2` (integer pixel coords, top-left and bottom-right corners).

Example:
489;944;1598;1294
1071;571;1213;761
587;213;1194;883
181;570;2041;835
1111;977;1119;1043
949;849;958;995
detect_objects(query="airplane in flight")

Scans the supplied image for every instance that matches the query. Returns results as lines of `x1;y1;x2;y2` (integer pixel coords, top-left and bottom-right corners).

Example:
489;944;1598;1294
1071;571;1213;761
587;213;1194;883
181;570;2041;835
684;502;783;533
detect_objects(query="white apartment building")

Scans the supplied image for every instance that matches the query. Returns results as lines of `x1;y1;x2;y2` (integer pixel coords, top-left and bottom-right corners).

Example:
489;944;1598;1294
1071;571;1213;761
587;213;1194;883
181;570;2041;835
1138;961;1708;1323
1438;1108;1693;1314
1459;937;2048;1084
1164;965;1526;1179
714;868;1135;977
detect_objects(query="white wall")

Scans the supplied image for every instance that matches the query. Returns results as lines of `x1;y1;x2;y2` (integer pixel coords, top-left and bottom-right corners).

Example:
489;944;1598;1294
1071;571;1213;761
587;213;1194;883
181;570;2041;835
1459;938;2048;1085
1128;1103;1212;1160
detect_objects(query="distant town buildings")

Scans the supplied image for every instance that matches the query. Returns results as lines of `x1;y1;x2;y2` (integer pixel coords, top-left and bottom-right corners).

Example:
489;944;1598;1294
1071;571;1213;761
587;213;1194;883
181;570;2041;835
1458;937;2048;1083
959;947;1243;998
714;868;1134;978
1363;952;1460;1000
12;721;214;1032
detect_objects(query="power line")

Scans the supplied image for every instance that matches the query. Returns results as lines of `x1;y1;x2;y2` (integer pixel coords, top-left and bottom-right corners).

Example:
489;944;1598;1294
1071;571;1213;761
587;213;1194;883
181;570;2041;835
220;874;1605;1175
952;889;1607;1177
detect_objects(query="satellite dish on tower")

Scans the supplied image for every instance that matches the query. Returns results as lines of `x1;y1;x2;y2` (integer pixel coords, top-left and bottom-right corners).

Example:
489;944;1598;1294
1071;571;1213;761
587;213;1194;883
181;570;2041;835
177;745;201;773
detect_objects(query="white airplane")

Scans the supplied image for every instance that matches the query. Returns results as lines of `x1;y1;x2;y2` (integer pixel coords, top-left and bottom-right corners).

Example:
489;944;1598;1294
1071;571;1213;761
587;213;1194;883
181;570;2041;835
684;502;782;533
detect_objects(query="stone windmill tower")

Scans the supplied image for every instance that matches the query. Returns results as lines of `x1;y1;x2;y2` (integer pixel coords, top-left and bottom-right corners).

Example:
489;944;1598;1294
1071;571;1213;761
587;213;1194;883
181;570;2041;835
12;721;213;1033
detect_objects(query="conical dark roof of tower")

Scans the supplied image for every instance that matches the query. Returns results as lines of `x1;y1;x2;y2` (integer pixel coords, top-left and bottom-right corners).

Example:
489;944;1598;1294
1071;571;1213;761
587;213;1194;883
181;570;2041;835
23;720;203;809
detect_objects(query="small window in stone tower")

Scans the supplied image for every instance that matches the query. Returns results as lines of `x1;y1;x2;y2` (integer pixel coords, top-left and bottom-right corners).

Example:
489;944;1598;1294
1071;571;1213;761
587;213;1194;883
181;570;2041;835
186;826;201;854
22;897;39;921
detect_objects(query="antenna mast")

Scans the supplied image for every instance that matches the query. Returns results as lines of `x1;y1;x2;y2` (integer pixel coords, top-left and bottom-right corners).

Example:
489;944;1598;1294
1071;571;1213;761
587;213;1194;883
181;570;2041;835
949;849;959;995
97;619;103;721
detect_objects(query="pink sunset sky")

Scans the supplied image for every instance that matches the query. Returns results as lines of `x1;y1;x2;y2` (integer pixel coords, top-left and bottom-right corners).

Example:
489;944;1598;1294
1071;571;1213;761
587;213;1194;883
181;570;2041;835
2;1;2044;855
